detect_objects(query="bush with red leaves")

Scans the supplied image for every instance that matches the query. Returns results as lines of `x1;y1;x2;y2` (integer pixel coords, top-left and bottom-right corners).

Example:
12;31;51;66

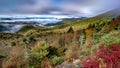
83;59;99;68
83;44;120;68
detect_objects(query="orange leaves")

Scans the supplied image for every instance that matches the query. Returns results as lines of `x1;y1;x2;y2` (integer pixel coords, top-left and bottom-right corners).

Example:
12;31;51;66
85;28;94;45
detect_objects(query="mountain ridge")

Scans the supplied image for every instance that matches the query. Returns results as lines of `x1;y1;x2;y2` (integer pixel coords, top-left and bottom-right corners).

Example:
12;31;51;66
97;8;120;18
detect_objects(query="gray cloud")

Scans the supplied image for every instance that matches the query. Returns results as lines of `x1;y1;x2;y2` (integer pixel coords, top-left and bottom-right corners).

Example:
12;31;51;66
0;0;120;17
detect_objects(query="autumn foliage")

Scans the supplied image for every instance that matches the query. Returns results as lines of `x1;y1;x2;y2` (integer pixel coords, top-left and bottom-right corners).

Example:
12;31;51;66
83;44;120;68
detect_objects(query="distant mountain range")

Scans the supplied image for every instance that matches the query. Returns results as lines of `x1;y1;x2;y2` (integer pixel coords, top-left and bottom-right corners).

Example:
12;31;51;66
0;15;86;33
0;25;9;32
0;15;84;25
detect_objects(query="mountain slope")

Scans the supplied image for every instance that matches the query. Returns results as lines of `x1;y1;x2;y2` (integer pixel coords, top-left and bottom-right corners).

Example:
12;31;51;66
97;8;120;18
50;8;120;32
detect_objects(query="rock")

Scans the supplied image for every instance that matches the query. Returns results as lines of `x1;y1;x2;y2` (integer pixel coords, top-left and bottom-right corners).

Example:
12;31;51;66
56;59;83;68
73;60;82;68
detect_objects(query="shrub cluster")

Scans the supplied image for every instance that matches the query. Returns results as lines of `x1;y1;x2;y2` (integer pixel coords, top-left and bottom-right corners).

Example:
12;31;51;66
83;44;120;68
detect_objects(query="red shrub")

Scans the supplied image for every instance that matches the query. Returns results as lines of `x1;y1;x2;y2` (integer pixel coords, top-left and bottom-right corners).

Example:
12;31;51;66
83;58;99;68
83;44;120;68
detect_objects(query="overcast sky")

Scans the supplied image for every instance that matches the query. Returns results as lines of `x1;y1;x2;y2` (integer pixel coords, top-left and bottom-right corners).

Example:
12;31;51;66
0;0;120;17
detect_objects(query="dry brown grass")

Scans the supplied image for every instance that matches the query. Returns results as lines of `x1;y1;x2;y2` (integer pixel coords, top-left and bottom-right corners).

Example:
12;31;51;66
64;45;82;62
41;58;53;68
2;46;26;68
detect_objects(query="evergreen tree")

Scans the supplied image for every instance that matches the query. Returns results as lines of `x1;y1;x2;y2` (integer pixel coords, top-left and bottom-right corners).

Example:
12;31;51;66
67;26;74;33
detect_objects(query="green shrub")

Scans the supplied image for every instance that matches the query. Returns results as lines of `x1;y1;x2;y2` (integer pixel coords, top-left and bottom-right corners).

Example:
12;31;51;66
67;26;74;33
11;42;16;46
17;24;35;33
57;47;67;56
98;31;120;45
49;55;63;65
29;42;50;67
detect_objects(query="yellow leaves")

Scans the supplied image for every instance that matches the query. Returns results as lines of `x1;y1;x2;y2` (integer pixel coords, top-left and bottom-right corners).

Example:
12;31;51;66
85;28;93;36
85;28;94;45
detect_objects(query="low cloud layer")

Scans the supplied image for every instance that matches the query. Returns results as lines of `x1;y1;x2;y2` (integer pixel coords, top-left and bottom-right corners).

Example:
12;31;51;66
0;0;120;16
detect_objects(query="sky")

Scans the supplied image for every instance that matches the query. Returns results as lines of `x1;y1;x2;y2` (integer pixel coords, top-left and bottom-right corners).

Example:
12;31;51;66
0;0;120;17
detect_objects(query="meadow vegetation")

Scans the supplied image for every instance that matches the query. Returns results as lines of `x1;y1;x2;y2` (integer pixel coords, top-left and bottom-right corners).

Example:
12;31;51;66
0;15;120;68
